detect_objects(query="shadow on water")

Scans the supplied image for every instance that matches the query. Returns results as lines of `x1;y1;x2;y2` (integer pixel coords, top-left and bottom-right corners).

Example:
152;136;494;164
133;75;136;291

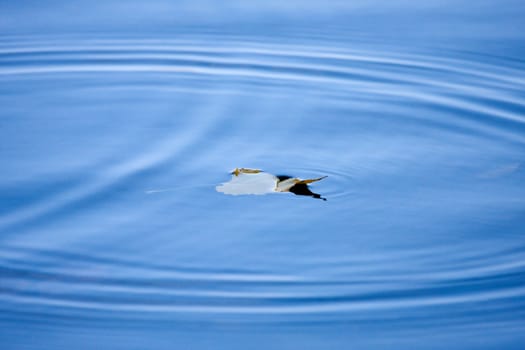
216;168;327;200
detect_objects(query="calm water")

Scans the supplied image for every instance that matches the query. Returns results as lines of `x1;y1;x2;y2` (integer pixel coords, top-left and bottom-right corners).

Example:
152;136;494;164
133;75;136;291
1;1;525;349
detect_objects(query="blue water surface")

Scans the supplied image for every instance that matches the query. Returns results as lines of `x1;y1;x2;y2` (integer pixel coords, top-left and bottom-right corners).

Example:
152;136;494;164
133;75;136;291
1;1;525;349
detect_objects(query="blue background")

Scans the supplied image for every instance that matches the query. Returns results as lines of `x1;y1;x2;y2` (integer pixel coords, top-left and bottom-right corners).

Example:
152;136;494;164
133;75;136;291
1;1;525;349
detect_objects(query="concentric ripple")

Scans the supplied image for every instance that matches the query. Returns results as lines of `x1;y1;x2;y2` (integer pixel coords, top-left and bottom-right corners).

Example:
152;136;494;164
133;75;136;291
1;36;525;346
1;243;525;318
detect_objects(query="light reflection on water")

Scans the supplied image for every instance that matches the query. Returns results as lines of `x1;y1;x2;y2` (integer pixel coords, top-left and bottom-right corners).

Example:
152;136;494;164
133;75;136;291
1;2;525;349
